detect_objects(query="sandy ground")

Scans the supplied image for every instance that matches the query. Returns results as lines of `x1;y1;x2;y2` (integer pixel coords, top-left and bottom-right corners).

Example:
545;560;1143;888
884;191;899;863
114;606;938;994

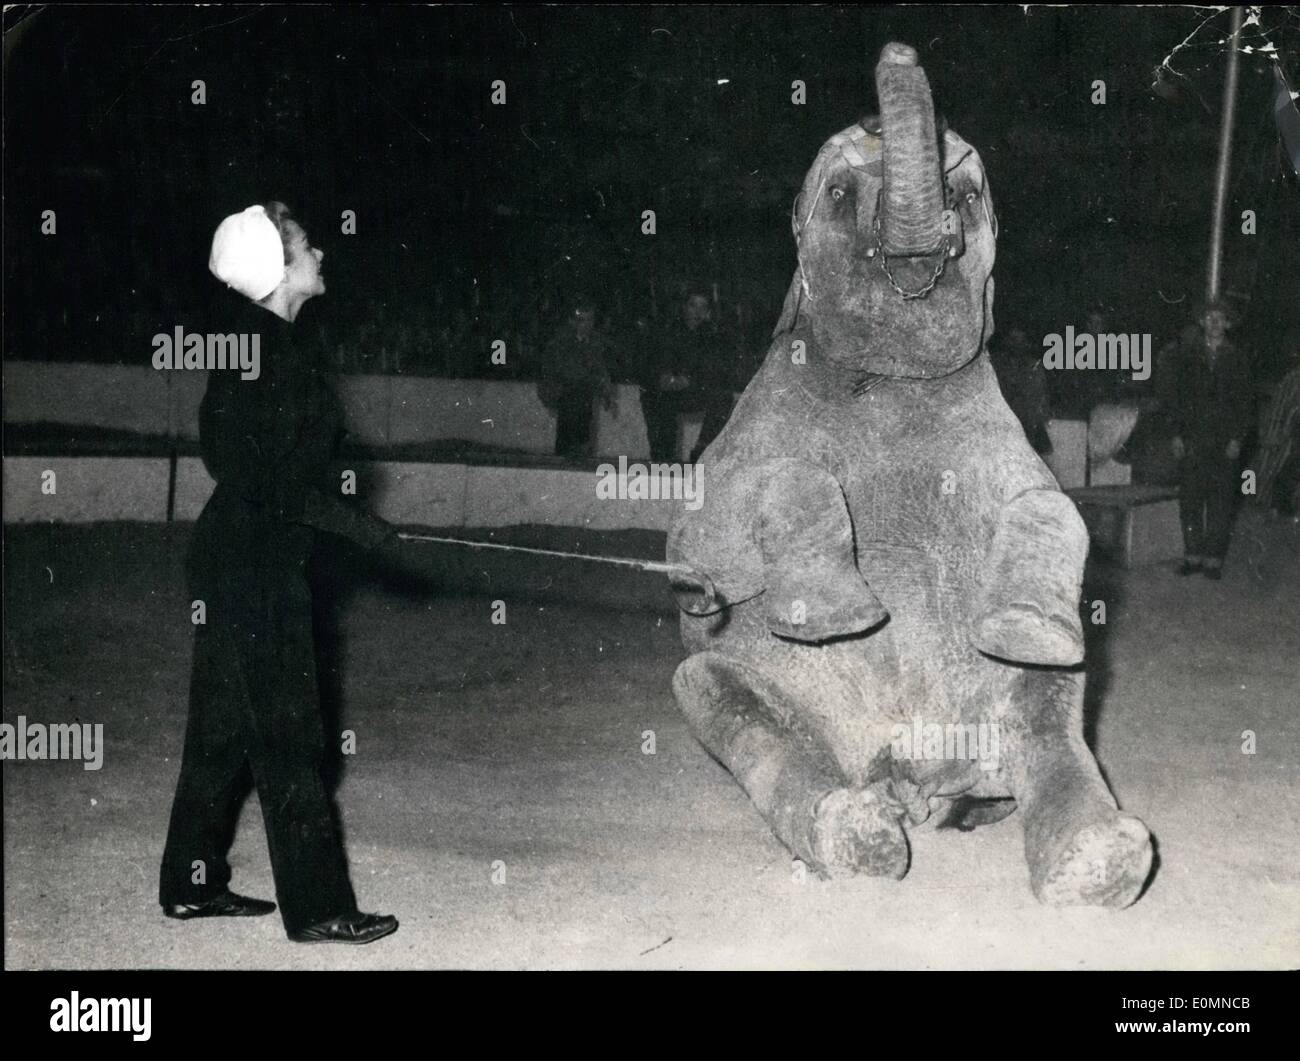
3;514;1298;970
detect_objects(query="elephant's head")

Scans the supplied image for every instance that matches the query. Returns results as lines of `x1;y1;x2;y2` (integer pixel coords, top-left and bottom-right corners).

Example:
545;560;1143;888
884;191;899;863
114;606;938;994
775;42;997;379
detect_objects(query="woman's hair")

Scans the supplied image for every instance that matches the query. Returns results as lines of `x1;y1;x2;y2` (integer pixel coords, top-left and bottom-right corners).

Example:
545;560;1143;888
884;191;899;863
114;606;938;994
261;200;300;266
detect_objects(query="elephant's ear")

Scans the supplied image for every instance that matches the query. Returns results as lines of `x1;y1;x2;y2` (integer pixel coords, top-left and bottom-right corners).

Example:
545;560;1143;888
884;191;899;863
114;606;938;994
772;268;803;339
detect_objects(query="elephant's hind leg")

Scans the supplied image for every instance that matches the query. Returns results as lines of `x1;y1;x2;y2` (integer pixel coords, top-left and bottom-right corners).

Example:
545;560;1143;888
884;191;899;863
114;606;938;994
1010;670;1154;907
674;651;908;880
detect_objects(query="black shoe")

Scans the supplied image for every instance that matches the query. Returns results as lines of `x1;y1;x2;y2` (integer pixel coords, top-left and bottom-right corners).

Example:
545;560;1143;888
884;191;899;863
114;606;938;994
164;890;277;921
1177;559;1203;576
1203;565;1223;581
288;912;399;945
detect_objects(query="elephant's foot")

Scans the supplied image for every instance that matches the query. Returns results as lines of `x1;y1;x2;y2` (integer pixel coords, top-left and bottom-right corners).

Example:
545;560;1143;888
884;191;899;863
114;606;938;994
972;600;1083;667
1022;779;1155;909
1034;812;1152;908
754;458;889;642
674;651;907;880
766;566;888;643
809;787;909;880
1015;719;1154;908
1008;670;1154;907
972;488;1088;666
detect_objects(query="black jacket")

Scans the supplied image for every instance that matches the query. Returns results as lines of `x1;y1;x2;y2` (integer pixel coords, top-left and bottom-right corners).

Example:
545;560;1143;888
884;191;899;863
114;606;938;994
644;317;735;393
1157;334;1253;452
189;293;391;596
537;319;613;407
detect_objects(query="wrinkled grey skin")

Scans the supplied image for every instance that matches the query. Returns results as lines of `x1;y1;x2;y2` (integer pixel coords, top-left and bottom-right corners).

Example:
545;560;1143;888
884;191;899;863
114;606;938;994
668;43;1153;906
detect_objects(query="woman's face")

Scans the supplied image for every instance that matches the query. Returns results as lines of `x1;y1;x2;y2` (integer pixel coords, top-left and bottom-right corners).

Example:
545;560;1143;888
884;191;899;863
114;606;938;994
282;219;326;299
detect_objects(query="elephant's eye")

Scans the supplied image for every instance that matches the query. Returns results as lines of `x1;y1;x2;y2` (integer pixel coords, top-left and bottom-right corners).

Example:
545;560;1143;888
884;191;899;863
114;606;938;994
965;191;979;205
830;186;846;203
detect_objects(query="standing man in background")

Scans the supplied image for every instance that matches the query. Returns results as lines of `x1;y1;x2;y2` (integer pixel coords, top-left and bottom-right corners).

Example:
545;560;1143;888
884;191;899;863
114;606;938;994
538;294;616;459
1162;301;1253;580
640;287;736;463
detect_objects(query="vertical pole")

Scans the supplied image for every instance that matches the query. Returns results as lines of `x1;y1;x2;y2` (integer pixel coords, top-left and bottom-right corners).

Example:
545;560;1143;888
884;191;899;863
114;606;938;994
165;371;177;523
1206;6;1244;305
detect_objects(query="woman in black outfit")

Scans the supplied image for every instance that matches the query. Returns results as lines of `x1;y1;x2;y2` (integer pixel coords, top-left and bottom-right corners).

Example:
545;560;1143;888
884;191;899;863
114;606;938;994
159;203;399;944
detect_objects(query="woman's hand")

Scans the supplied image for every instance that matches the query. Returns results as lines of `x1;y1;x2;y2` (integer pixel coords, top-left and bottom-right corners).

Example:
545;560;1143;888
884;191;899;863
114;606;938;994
1225;438;1241;461
1171;436;1185;460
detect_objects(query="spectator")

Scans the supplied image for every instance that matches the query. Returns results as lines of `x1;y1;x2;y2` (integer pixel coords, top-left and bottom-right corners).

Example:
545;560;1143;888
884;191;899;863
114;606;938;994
537;294;616;459
640;288;737;462
1158;300;1253;579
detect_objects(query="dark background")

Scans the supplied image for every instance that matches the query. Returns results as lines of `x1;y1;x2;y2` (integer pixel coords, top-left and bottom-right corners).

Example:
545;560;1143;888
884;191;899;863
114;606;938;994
4;4;1298;401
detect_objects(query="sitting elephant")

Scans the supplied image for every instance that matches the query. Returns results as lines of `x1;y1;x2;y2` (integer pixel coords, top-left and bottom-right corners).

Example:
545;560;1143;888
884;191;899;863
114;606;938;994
668;42;1153;907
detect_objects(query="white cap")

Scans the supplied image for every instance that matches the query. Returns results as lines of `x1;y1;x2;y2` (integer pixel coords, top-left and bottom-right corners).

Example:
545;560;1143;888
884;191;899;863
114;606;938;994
208;205;285;301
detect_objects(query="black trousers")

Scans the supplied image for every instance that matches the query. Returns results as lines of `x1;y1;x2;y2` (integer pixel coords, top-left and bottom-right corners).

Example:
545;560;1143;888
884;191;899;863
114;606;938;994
641;387;733;462
1179;447;1239;561
159;558;356;933
554;385;596;457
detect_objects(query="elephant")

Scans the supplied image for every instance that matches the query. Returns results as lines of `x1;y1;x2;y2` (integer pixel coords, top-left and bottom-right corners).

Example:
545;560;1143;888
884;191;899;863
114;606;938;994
667;42;1154;907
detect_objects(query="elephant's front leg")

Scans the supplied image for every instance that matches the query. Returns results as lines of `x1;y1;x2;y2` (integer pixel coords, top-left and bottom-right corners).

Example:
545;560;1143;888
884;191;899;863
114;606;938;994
972;488;1088;666
1007;669;1154;907
754;459;888;641
673;652;908;880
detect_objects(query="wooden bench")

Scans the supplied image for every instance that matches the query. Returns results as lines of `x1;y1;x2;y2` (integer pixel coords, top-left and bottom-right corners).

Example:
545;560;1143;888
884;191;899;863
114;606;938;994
1067;484;1181;568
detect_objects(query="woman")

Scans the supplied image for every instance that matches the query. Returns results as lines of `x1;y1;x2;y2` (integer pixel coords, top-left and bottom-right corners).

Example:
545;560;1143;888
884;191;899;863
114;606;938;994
159;203;399;944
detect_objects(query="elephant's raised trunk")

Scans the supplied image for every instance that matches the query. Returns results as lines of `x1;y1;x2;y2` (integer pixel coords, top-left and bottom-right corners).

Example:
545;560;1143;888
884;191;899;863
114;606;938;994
875;42;944;258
